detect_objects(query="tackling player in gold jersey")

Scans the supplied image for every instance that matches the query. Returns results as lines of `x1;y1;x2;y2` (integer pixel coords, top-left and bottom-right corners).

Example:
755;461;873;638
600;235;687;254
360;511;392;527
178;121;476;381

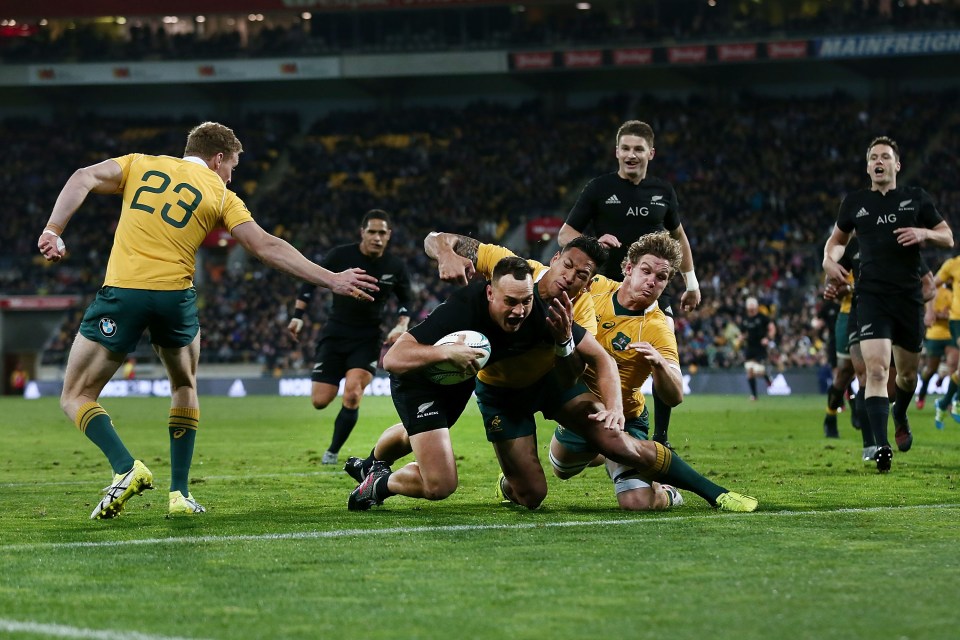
550;231;759;512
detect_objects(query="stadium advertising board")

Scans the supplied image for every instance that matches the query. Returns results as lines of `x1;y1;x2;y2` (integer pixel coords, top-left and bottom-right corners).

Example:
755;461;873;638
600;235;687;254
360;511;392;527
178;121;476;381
816;31;960;58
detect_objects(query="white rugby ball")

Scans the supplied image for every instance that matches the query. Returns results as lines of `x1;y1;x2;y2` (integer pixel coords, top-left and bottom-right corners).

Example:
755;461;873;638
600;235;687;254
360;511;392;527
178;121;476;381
425;330;492;385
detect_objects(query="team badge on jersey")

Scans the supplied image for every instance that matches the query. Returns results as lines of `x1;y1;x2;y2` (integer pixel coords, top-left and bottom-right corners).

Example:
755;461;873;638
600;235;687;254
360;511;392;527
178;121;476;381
611;332;631;351
99;318;117;337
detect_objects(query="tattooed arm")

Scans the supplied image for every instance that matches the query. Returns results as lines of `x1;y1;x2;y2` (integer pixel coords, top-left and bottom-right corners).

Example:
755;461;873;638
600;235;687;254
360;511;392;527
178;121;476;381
424;232;480;285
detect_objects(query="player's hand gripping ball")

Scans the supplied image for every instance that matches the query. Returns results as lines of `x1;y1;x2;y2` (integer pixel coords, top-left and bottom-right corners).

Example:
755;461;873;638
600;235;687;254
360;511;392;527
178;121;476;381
426;330;491;385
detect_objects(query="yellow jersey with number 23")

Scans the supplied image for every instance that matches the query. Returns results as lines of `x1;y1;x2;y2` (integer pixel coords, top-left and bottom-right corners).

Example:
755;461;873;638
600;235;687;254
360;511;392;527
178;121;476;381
103;154;254;290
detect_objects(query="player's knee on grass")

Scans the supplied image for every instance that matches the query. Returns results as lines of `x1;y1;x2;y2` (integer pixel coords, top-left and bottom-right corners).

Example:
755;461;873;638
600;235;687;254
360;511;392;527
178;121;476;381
420;472;458;501
607;460;663;511
510;482;546;510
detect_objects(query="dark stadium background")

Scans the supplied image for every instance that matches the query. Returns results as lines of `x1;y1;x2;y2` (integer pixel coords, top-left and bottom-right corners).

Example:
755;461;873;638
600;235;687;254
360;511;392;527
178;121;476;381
2;0;958;394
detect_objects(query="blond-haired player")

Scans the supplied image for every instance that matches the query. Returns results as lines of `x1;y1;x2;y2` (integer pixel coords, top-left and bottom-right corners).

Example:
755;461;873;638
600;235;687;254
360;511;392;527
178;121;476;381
37;121;378;519
549;231;758;512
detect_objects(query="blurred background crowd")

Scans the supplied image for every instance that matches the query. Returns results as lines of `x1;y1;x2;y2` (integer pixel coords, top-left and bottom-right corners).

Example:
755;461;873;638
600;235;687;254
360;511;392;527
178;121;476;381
3;0;959;62
3;89;958;375
2;0;959;379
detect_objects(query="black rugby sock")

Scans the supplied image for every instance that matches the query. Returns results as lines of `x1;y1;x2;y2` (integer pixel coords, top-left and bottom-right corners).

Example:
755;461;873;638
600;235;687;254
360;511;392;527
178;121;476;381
328;407;359;454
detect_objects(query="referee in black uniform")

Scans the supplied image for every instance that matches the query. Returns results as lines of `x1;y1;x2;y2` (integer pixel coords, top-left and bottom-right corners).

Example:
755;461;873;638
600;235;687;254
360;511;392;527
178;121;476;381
558;120;700;448
824;136;953;473
288;210;413;465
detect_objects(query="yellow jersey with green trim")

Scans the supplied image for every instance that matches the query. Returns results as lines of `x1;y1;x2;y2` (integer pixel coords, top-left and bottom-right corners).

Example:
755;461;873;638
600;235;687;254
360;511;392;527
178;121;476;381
927;285;952;341
839;272;854;314
475;243;597;334
935;256;960;320
586;275;679;418
103;154;254;290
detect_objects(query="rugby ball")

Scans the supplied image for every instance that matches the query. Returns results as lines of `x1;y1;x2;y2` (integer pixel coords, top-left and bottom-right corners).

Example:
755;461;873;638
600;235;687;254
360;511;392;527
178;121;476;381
425;330;492;385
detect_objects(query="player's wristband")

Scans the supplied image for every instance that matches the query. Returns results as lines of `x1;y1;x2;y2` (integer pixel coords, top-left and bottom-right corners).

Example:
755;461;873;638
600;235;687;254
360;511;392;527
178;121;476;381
555;337;575;357
683;270;699;292
44;222;63;234
293;308;305;320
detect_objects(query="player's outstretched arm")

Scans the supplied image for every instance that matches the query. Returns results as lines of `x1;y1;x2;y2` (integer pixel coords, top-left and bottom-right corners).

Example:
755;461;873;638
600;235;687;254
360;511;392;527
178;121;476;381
39;159;123;263
232;221;378;300
669;224;701;311
424;231;477;285
557;223;582;248
822;226;851;283
575;334;625;430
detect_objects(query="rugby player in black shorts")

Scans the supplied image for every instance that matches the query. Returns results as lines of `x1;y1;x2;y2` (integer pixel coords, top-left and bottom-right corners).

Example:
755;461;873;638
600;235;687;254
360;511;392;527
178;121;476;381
824;136;953;472
287;210;412;465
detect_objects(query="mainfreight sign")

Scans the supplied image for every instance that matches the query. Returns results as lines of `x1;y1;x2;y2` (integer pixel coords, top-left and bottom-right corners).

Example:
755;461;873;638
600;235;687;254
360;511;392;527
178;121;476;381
817;31;960;58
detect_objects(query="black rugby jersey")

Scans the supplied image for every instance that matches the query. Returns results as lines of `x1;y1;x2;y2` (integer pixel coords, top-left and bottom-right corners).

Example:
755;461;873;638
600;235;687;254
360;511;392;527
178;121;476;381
297;243;412;339
836;187;942;303
566;172;681;278
741;312;772;361
400;280;587;390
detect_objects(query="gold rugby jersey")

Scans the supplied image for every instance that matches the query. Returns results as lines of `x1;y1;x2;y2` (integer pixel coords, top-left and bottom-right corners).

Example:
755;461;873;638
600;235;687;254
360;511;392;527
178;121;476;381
585;275;679;418
927;285;952;341
936;256;960;321
104;154;254;290
839;272;854;314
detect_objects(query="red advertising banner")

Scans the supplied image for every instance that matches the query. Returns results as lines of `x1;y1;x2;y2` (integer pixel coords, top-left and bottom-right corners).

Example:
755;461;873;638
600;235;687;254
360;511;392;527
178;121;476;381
562;50;602;68
0;296;82;310
512;51;555;70
0;0;514;18
612;48;653;66
716;43;757;62
667;45;707;64
766;40;809;59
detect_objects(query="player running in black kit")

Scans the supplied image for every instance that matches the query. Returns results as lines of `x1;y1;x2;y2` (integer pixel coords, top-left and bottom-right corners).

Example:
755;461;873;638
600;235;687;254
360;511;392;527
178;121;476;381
740;297;776;400
558;120;700;449
824;136;953;473
288;210;413;465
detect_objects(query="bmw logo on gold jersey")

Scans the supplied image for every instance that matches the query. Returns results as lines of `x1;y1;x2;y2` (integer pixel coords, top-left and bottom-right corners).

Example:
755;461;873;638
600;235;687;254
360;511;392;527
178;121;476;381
99;317;117;337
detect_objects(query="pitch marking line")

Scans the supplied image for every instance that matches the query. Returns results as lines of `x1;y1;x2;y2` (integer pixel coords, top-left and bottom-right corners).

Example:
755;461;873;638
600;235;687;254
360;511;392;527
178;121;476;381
0;471;343;489
0;618;209;640
2;503;957;553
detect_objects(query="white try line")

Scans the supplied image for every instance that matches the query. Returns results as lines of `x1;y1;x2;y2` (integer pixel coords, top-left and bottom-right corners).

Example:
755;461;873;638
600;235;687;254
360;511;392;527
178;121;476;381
0;470;344;489
0;618;210;640
2;503;957;553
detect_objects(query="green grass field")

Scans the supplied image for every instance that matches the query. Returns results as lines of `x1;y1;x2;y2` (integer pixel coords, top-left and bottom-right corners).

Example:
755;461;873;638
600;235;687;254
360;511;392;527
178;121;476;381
1;394;958;640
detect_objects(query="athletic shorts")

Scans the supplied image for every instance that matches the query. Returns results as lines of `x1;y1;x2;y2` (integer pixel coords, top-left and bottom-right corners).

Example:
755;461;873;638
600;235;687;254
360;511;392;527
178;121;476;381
856;290;923;353
391;376;476;436
554;410;650;453
555;411;653;494
475;375;589;442
79;286;199;354
847;297;860;348
924;337;952;359
834;312;850;359
949;319;960;344
311;334;380;384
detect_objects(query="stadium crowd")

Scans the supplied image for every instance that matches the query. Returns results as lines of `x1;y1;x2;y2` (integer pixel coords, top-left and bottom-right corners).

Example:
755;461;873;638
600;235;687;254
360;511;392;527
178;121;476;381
2;0;959;63
3;90;958;374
